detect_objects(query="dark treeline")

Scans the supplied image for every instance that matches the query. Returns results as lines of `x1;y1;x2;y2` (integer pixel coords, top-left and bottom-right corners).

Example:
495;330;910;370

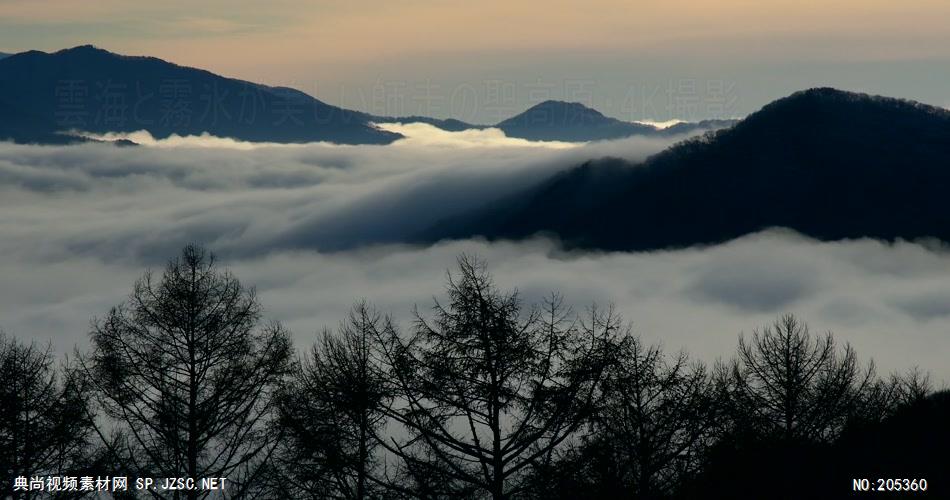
1;245;947;499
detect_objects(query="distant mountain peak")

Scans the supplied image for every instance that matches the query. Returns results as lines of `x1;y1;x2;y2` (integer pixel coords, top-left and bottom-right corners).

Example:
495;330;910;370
495;99;656;141
493;98;733;142
765;87;948;114
57;44;105;54
42;45;122;60
11;45;148;65
777;87;881;108
790;86;852;99
530;100;605;113
737;87;950;133
507;100;609;121
49;45;160;64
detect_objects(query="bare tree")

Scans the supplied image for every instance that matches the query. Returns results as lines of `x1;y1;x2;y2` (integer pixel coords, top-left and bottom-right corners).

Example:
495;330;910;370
578;334;717;499
0;332;95;500
721;314;876;444
271;301;390;499
888;367;933;406
374;255;616;499
855;366;936;427
85;244;294;499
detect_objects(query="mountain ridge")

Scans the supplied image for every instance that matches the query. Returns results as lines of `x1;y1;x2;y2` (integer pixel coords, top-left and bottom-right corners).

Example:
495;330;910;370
0;45;401;144
0;45;736;144
419;87;950;249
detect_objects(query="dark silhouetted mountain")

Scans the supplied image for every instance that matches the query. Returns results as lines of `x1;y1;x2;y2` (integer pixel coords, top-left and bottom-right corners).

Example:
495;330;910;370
421;88;950;250
662;118;738;136
493;100;735;141
0;45;400;144
372;115;479;132
495;100;657;141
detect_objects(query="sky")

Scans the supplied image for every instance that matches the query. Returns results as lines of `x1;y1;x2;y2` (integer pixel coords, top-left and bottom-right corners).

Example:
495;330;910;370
2;0;950;122
2;1;950;385
2;127;950;384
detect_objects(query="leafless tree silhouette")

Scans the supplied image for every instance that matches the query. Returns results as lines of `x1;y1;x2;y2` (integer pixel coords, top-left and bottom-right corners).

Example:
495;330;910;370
84;244;294;500
4;247;944;500
270;301;390;499
0;333;95;499
524;334;718;500
373;255;616;499
719;314;876;443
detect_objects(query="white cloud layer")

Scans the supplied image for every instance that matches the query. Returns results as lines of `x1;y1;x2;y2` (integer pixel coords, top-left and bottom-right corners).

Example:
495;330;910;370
2;126;678;261
1;127;949;384
375;123;581;149
79;123;583;150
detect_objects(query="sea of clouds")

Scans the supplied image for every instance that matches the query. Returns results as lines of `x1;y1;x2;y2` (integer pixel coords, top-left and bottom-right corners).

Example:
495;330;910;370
2;124;949;383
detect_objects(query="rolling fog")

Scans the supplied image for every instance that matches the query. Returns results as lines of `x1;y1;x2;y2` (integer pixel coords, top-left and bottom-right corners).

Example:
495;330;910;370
1;125;949;382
